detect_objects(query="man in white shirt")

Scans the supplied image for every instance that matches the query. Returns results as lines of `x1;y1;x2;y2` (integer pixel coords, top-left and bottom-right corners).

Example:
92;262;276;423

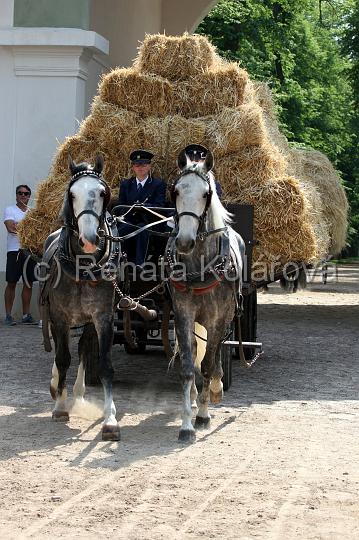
3;185;36;325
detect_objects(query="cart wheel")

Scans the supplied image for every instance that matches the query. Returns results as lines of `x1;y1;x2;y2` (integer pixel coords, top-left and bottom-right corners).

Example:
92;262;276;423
220;343;232;392
236;289;257;360
219;324;234;392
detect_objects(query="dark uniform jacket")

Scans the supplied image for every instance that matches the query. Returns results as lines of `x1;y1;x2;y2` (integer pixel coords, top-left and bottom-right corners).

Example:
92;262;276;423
118;176;166;207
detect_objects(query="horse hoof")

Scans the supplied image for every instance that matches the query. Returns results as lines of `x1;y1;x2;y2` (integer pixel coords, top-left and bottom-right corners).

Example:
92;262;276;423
178;429;196;443
50;384;57;400
194;416;210;429
210;389;223;404
102;425;121;441
52;410;69;422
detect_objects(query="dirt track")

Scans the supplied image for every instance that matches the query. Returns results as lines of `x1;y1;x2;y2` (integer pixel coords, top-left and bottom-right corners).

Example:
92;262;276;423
0;264;358;539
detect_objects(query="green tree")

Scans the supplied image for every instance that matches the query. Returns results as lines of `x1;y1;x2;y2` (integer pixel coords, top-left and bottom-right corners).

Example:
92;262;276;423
198;0;359;253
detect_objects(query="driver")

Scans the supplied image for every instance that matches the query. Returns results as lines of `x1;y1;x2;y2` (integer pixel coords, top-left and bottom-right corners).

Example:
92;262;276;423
117;150;166;266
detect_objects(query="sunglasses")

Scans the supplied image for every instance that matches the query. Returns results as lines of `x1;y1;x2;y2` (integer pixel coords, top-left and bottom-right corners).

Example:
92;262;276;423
17;191;30;196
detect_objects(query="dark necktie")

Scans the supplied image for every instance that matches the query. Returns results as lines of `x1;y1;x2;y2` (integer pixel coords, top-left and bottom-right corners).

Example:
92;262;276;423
137;183;143;199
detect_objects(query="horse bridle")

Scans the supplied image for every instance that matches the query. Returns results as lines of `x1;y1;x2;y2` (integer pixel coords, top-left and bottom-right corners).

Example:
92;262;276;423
169;167;213;233
67;169;111;227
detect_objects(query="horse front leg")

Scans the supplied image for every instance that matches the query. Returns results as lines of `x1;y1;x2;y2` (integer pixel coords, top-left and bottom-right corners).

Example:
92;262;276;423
94;315;120;441
175;311;196;443
51;323;71;422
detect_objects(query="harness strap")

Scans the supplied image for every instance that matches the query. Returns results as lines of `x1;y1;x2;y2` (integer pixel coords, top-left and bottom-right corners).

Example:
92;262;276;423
170;275;224;295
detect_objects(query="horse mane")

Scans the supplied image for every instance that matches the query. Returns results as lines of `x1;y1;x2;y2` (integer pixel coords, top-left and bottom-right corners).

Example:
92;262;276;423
195;164;232;229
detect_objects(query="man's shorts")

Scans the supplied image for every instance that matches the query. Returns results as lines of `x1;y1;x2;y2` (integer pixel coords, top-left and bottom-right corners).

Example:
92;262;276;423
5;250;37;285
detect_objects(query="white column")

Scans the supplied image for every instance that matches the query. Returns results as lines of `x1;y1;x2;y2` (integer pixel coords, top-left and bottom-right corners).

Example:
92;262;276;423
0;0;14;27
0;28;109;289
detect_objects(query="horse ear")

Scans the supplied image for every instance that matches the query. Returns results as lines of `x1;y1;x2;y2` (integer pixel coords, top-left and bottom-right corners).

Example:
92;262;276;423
203;149;214;172
177;149;187;171
94;154;104;175
68;155;76;176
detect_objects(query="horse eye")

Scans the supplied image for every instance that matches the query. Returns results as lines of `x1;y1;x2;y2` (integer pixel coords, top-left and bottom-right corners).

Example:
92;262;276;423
100;191;105;198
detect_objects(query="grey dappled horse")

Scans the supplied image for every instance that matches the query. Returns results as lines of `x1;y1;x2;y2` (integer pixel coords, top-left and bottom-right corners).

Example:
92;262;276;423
166;150;245;442
40;156;121;441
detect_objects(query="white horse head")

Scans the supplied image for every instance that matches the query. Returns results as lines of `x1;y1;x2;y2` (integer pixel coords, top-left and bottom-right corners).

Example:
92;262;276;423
173;149;231;255
64;155;109;254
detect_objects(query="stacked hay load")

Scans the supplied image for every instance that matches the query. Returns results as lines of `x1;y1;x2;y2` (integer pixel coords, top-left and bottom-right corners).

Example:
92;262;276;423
19;32;346;274
253;82;348;258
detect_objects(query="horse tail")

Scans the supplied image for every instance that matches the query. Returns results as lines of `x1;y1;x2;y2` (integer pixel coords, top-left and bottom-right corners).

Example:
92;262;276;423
194;323;207;369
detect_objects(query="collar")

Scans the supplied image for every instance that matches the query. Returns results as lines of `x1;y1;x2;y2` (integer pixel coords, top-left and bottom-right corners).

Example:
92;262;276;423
136;176;149;186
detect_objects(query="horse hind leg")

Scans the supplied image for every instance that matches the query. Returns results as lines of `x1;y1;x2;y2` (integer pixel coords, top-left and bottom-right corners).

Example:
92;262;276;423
190;379;198;409
73;361;85;401
209;345;224;404
73;323;94;401
195;377;211;429
50;360;59;400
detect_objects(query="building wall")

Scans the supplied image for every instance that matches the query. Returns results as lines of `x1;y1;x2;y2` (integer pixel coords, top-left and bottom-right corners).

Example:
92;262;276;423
14;0;91;29
90;0;162;68
161;0;218;34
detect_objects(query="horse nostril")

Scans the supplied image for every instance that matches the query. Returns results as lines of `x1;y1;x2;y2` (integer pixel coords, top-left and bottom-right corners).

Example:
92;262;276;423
95;234;100;246
79;238;85;248
189;239;195;250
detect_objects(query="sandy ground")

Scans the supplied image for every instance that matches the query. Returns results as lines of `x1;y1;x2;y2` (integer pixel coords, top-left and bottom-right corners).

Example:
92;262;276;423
0;264;358;540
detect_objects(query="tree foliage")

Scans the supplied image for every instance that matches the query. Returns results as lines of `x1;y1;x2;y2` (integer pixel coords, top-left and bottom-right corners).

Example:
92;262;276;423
198;0;359;253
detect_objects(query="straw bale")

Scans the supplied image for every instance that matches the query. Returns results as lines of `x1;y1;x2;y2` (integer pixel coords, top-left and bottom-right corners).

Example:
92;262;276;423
203;103;267;157
34;176;68;221
51;135;99;178
252;81;277;119
139;115;207;179
79;97;142;153
250;82;290;154
18;208;62;255
253;218;317;268
99;67;174;117
221;175;318;271
238;177;306;232
173;64;248;117
298;181;331;260
289;148;348;255
214;144;287;200
135;33;216;81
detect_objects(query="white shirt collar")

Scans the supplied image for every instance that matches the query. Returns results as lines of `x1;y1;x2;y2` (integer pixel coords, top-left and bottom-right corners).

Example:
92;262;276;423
136;175;149;186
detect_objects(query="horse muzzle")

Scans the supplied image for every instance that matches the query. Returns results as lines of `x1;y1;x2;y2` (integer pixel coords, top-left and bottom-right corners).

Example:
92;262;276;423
79;233;99;254
175;235;195;255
